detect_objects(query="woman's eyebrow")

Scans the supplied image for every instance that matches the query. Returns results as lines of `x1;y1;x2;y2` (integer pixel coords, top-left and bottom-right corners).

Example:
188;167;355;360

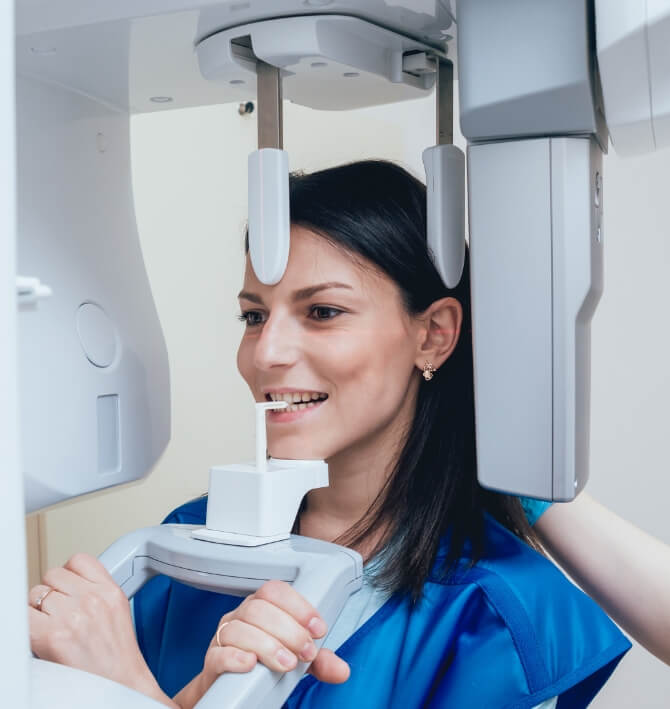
237;282;353;303
292;282;354;300
237;290;264;304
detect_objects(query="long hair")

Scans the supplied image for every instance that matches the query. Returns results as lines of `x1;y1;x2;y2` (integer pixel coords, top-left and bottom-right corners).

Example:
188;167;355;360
247;160;540;602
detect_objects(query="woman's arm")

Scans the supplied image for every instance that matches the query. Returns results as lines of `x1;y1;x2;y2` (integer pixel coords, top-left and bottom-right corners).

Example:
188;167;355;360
535;492;670;664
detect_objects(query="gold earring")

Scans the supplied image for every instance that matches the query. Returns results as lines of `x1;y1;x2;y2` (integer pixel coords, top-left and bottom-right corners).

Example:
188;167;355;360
422;361;436;381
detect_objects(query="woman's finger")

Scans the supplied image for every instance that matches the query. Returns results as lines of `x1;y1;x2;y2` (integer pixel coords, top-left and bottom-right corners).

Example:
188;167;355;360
253;580;328;639
216;618;299;673
235;597;317;663
28;606;52;656
28;585;74;616
29;584;54;610
63;552;115;585
41;566;91;599
203;646;257;677
306;648;350;684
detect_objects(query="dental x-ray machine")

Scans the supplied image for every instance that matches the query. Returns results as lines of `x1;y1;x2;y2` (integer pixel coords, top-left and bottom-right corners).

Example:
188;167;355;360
3;0;670;706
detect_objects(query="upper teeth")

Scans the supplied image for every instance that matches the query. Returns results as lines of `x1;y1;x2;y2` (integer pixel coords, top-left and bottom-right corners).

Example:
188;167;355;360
269;391;328;403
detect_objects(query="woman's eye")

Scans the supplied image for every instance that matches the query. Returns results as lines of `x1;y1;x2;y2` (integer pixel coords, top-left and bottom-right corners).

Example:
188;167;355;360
309;305;343;321
238;307;343;326
237;311;265;327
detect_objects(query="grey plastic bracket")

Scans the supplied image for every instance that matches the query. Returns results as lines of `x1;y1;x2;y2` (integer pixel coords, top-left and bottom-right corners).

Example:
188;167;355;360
457;0;602;145
423;144;466;289
468;136;604;500
423;55;466;290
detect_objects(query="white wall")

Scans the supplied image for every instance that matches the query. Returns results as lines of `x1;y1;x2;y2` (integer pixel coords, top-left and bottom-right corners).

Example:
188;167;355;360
35;94;670;706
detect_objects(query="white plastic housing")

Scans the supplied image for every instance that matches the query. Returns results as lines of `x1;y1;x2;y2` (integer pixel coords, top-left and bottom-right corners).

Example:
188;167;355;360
17;75;170;513
31;660;163;709
196;14;441;112
2;1;30;704
204;459;329;542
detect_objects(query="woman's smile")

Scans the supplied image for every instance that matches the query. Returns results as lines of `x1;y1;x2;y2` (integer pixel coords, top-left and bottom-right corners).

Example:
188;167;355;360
264;389;329;423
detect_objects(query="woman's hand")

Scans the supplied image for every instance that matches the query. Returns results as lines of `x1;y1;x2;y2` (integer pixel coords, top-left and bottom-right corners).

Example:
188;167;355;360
28;553;177;708
175;580;349;709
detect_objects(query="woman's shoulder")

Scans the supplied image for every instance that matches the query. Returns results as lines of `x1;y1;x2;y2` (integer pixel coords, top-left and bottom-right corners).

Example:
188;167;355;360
440;514;609;632
293;517;630;707
161;495;208;525
433;513;631;653
414;515;631;706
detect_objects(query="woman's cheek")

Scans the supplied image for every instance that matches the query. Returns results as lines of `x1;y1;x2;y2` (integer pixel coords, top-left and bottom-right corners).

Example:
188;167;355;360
236;338;254;388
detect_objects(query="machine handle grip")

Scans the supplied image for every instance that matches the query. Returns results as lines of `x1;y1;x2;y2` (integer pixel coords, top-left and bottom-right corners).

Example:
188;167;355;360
194;570;359;709
98;525;362;709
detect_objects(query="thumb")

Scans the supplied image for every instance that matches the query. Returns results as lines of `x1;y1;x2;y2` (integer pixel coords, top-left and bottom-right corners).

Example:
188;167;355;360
306;648;350;684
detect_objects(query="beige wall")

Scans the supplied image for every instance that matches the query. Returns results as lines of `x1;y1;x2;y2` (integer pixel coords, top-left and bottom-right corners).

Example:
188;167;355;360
27;94;670;705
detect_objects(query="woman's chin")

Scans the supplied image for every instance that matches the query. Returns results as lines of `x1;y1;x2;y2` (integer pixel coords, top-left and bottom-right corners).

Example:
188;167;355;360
268;444;330;461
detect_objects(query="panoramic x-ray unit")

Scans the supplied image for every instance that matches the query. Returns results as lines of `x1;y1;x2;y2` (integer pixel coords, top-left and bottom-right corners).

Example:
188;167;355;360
3;0;670;706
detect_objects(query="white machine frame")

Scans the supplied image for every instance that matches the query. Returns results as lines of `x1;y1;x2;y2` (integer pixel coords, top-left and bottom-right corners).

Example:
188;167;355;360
4;0;670;706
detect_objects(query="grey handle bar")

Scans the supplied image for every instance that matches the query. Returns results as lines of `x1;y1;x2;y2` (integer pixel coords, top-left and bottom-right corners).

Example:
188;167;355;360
98;525;363;709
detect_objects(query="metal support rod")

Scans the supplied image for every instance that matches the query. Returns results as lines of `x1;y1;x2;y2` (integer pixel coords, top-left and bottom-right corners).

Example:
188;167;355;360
256;60;283;150
436;59;454;145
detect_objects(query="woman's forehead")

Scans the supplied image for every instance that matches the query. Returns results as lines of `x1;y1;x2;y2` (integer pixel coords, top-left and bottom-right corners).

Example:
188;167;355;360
243;226;389;296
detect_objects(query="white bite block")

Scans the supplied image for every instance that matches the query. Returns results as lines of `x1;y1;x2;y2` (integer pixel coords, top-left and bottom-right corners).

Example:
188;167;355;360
203;459;329;543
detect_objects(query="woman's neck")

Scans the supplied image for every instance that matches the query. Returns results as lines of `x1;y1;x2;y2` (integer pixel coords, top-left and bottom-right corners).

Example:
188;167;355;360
298;386;417;554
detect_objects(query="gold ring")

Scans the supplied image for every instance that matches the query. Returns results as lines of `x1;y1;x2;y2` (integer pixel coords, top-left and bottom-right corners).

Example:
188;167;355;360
33;587;54;612
216;621;230;647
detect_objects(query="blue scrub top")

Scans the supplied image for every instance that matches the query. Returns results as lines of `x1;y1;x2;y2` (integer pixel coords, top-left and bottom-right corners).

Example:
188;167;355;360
134;497;630;708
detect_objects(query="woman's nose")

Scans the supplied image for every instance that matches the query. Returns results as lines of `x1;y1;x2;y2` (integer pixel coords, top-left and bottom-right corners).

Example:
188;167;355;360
253;311;300;371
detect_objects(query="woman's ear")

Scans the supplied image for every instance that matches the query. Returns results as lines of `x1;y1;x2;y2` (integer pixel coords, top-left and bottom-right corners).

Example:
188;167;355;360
414;297;463;372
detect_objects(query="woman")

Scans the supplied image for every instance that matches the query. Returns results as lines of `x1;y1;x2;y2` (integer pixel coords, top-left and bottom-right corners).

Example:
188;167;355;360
29;161;630;707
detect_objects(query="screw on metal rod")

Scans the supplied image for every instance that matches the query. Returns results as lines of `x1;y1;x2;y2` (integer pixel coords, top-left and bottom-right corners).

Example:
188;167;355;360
238;101;255;116
436;59;454;146
256;60;283;149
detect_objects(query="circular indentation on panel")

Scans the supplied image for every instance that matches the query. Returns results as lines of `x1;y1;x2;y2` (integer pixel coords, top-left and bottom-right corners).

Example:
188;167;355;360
230;79;246;85
343;72;360;78
311;61;327;68
76;303;119;368
303;0;333;6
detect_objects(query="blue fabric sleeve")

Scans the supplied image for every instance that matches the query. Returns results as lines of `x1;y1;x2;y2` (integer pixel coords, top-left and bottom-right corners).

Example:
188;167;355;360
519;496;553;526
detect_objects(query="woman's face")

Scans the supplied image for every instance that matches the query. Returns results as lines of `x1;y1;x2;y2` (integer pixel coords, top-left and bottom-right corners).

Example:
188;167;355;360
237;226;424;462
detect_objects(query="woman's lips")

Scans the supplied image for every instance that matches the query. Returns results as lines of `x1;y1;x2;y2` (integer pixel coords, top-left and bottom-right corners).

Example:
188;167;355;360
267;398;326;423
